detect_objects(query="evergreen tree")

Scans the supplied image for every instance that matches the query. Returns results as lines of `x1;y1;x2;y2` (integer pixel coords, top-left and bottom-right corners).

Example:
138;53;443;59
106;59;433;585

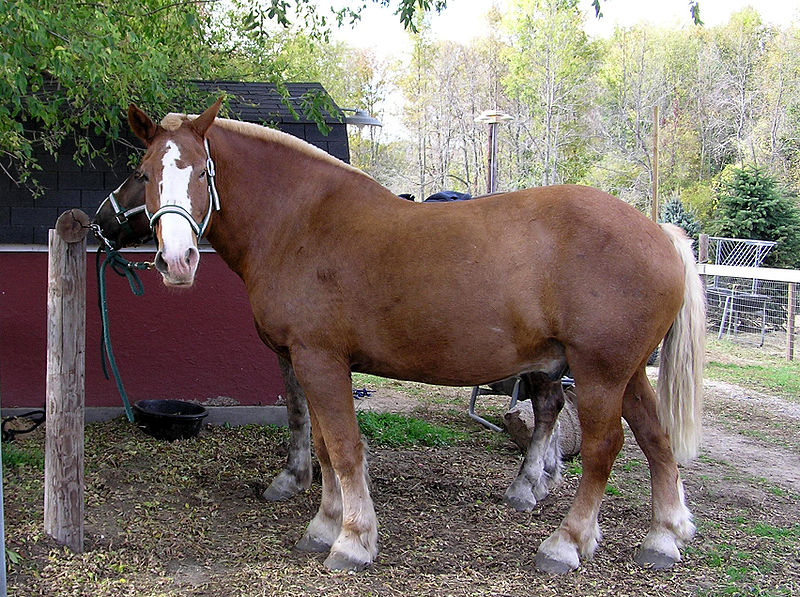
711;165;800;267
660;195;701;242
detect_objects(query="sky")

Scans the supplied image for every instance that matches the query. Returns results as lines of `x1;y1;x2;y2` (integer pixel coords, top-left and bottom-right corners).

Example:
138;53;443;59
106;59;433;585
332;0;800;57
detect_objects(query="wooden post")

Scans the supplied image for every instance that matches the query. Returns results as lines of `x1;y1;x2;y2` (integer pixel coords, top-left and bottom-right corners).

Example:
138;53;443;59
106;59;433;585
698;233;709;263
652;105;659;222
698;234;709;290
44;209;89;553
788;283;796;361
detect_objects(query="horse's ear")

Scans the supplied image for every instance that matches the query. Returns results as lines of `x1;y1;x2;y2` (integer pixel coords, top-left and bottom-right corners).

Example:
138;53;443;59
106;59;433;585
190;97;223;138
128;104;157;145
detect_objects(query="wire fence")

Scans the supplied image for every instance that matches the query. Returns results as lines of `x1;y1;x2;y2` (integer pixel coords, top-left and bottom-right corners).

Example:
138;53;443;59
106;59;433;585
704;276;798;356
699;264;799;359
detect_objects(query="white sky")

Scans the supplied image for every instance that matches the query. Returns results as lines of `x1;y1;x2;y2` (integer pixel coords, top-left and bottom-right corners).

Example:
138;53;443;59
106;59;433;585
332;0;800;56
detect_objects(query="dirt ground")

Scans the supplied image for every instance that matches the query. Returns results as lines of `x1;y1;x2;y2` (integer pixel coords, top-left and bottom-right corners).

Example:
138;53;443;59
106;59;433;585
4;368;800;596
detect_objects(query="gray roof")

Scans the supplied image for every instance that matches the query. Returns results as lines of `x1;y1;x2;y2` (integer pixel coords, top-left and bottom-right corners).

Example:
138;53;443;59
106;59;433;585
192;81;345;125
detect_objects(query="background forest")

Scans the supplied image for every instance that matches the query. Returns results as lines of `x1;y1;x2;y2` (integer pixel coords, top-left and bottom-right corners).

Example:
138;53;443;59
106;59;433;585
4;0;800;264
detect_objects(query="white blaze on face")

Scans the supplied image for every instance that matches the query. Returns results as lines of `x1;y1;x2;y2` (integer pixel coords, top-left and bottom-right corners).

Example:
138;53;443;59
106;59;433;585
153;139;202;284
159;141;195;248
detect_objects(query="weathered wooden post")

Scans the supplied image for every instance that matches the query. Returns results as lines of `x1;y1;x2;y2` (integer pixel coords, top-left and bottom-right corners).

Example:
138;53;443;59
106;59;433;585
652;105;659;222
44;209;89;553
698;234;709;291
787;283;796;361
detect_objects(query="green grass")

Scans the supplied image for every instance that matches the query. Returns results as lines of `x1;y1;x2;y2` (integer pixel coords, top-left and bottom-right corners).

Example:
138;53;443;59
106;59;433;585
705;360;800;400
566;458;582;476
705;338;800;401
355;411;466;447
694;519;800;597
2;441;44;471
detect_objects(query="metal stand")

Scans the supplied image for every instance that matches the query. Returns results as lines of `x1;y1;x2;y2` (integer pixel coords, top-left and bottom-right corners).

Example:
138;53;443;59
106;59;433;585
468;376;522;432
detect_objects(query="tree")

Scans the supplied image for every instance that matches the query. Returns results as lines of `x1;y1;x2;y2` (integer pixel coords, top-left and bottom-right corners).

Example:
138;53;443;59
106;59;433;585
709;9;771;164
711;165;800;267
0;0;447;189
503;0;598;187
0;0;210;187
660;195;701;244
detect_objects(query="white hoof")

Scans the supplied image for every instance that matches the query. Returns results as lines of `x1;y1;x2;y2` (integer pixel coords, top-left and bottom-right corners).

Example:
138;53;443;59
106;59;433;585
535;532;580;574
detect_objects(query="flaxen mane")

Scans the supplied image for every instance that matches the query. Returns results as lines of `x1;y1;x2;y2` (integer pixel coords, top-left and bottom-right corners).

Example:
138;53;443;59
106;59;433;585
160;113;363;175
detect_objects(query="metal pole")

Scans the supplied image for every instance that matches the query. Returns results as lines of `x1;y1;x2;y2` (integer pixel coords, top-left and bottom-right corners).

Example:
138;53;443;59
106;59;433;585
487;122;498;194
475;110;512;196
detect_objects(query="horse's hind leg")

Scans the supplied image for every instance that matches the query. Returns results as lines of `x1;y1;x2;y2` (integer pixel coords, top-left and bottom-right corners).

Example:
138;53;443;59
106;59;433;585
505;374;565;512
622;367;695;568
263;356;313;501
535;376;625;574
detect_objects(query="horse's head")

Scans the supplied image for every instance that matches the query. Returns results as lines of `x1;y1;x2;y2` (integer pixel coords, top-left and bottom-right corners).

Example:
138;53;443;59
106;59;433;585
127;98;222;287
92;173;151;249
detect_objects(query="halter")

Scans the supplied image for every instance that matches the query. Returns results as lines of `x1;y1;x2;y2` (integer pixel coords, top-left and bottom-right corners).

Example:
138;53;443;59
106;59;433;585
146;137;221;239
96;188;148;243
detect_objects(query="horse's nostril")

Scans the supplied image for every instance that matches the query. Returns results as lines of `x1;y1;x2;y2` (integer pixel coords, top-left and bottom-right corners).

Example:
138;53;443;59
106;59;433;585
185;247;200;270
154;251;168;274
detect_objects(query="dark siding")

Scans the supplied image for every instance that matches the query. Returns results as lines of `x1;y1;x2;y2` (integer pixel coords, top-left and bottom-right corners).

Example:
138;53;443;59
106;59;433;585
0;82;349;244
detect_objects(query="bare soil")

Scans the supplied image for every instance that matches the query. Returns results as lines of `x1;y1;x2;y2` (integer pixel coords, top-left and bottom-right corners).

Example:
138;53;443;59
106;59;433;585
4;372;800;596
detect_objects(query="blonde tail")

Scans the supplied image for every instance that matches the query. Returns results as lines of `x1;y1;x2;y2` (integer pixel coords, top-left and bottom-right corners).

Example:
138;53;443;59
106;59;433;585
657;224;706;464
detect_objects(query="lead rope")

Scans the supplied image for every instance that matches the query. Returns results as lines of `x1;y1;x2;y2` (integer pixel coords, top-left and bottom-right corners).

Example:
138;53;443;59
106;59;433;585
91;226;154;422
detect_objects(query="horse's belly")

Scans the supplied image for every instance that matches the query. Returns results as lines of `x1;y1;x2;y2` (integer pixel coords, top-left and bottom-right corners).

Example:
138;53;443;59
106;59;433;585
351;327;566;387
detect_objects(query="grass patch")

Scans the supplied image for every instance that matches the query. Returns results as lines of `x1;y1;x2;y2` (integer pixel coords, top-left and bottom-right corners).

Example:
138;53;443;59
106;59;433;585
2;442;44;471
356;411;466;447
566;458;582;476
705;338;800;401
706;361;800;400
695;519;800;597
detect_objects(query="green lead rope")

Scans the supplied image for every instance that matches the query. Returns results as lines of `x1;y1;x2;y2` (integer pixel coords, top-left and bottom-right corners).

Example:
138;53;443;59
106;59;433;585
95;242;153;422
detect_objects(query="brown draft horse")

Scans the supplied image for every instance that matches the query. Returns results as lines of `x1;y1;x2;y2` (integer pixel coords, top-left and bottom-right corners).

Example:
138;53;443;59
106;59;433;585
126;98;705;573
92;176;570;507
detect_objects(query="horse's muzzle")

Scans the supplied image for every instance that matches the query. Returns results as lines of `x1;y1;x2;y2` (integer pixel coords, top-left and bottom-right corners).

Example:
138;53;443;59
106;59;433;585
154;247;200;286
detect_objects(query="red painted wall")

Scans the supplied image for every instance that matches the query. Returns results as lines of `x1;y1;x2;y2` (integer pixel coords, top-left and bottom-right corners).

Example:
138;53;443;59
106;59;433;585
0;250;285;408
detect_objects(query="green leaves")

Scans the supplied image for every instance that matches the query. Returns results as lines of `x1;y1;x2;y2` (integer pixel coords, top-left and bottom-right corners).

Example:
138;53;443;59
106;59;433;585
394;0;447;32
0;0;210;186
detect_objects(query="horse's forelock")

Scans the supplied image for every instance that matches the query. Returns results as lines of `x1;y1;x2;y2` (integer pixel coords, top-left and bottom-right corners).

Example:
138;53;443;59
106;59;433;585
160;113;196;132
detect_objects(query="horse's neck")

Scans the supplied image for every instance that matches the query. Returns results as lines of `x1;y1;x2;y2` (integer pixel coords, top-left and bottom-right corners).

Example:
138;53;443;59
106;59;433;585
205;126;354;280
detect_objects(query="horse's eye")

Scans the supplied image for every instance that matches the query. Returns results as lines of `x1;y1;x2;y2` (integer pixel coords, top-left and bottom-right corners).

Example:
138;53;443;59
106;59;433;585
199;169;207;179
135;170;149;182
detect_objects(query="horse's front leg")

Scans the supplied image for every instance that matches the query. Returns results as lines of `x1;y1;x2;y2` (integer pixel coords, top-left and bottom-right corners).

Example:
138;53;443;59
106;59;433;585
292;352;377;571
505;374;565;512
263;355;313;501
294;401;344;552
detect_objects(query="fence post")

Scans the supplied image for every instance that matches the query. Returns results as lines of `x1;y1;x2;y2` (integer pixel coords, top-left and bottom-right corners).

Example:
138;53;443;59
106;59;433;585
44;209;89;553
698;234;709;291
788;283;796;361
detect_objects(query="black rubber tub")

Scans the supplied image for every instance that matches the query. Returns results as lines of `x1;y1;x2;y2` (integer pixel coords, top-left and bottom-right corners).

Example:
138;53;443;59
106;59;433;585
133;399;208;441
